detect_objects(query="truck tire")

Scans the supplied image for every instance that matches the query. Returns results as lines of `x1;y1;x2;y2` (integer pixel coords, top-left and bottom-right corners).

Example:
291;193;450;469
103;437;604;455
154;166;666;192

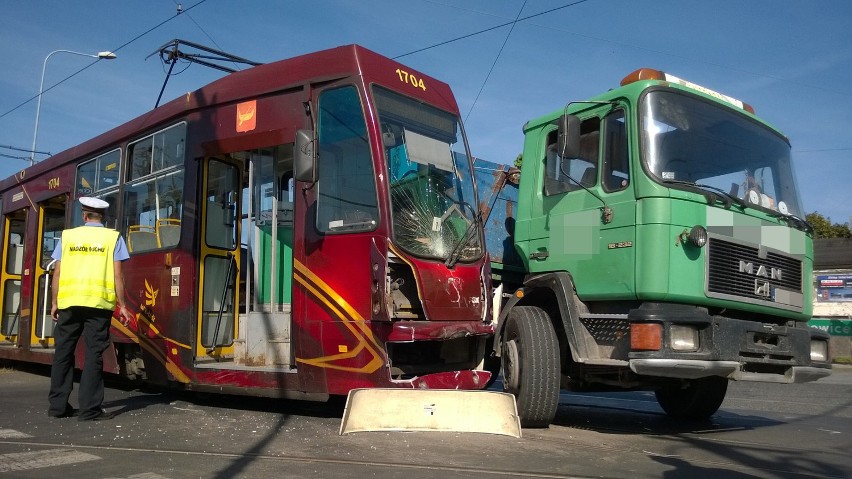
501;306;560;428
654;376;728;420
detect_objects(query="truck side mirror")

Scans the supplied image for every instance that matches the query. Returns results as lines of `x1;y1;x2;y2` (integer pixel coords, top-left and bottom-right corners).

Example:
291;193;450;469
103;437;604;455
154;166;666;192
294;129;316;183
557;114;581;158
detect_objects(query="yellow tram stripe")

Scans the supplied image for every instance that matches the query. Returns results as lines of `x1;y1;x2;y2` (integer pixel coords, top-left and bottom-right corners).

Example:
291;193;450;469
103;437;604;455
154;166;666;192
112;319;191;384
293;260;384;374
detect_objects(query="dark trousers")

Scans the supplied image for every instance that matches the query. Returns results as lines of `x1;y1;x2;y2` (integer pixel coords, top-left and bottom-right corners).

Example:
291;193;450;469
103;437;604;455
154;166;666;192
48;306;112;419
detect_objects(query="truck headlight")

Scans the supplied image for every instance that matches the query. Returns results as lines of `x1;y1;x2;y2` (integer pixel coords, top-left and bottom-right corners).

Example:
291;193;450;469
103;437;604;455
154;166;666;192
670;325;699;351
810;340;828;362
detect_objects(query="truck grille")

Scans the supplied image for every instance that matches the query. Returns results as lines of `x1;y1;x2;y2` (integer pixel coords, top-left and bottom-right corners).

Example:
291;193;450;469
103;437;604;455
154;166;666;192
707;238;802;304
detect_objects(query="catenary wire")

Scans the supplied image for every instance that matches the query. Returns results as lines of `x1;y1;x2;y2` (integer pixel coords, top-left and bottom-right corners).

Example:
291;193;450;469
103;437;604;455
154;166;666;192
464;0;528;123
0;0;210;122
393;0;592;59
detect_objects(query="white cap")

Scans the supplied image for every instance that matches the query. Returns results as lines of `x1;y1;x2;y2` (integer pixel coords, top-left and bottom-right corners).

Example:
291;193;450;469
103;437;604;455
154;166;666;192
79;197;109;212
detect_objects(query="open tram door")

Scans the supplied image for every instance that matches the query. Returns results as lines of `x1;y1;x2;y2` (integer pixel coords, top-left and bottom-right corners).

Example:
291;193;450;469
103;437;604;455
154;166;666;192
0;209;26;347
30;196;66;348
197;146;296;366
197;158;241;359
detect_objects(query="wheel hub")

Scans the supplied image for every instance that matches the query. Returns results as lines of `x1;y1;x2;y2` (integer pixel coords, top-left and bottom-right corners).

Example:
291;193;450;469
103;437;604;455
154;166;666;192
502;339;520;392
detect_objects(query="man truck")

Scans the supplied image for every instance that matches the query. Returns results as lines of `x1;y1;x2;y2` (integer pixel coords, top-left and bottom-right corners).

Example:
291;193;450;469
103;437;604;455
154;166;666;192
479;68;832;427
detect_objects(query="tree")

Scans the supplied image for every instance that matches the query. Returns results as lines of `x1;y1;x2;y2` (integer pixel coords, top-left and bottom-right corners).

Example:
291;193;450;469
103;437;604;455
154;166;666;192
514;153;523;169
806;212;852;238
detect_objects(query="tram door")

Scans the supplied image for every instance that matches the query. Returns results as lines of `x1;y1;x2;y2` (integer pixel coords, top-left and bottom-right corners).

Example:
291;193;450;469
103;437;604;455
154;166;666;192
0;210;26;346
197;157;241;359
238;146;295;367
31;196;66;347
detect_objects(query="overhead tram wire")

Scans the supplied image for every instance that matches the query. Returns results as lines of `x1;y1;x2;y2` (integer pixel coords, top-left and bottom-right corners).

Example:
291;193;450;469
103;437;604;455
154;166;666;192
0;0;210;122
392;0;593;59
0;153;33;162
170;0;241;72
400;0;848;99
464;0;527;123
1;144;50;156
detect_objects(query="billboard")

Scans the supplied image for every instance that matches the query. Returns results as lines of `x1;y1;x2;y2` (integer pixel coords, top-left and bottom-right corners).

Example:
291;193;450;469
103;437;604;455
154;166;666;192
809;319;852;336
816;274;852;302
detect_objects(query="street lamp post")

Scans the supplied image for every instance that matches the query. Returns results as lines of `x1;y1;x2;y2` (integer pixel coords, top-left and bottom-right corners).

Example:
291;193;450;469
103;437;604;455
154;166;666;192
29;49;117;166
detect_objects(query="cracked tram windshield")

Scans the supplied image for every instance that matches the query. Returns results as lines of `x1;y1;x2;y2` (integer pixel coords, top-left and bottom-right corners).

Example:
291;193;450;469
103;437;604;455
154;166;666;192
374;86;482;262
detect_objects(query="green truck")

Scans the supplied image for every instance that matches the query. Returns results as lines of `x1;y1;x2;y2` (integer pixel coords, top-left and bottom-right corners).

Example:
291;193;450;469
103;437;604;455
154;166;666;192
479;68;832;427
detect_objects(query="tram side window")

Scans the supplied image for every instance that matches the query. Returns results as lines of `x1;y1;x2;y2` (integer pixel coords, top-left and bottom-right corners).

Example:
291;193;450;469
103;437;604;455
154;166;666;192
127;123;186;181
123;123;186;253
74;149;121;228
316;86;378;233
4;219;24;276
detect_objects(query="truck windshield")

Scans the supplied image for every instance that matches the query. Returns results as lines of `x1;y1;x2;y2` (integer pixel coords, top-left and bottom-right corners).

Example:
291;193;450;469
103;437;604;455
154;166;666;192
641;90;803;217
373;86;482;262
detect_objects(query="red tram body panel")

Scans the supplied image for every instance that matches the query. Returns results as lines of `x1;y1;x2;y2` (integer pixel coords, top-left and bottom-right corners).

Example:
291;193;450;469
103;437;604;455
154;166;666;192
0;45;493;400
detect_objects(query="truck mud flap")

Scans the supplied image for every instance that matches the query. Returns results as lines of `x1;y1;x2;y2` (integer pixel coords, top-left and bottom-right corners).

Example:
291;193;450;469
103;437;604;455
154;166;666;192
339;389;522;438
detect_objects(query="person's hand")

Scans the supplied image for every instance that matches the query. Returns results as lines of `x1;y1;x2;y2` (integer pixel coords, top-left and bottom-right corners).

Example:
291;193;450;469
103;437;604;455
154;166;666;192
117;305;135;327
51;305;59;321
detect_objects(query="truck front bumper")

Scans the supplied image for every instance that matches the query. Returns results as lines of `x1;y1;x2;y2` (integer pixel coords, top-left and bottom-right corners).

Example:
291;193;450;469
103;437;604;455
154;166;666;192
626;302;832;383
629;359;831;383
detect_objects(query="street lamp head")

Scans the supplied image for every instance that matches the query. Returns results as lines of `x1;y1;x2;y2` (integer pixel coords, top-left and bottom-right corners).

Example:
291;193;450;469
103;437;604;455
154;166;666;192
29;48;118;166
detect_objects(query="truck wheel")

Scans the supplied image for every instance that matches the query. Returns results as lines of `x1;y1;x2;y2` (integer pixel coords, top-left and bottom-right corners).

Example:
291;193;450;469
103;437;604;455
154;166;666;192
654;376;728;420
501;306;560;428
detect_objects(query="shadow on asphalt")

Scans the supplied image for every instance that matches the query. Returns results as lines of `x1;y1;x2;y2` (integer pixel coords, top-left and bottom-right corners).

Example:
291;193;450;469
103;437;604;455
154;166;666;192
550;393;780;436
2;358;347;421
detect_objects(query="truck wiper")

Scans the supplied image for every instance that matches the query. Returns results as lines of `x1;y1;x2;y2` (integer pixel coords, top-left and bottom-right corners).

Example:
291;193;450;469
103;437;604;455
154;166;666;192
765;210;814;234
662;180;812;234
663;179;746;209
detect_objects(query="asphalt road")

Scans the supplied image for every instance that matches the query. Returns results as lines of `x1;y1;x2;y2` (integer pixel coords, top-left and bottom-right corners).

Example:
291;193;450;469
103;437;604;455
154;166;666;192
0;362;849;479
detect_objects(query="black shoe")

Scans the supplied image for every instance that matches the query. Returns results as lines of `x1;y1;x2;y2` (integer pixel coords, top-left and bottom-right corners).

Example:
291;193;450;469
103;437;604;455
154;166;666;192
79;409;115;421
48;404;78;418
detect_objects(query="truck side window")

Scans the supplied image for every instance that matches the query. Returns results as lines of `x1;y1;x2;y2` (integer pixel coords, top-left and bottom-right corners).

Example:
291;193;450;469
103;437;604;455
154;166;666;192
603;110;629;192
543;117;600;196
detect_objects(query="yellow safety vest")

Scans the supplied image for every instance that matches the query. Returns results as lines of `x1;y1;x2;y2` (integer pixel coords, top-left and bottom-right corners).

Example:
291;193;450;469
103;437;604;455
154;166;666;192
56;226;120;310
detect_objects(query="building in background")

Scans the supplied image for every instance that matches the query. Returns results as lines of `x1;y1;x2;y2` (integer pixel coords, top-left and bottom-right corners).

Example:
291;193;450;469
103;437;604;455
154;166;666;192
812;238;852;359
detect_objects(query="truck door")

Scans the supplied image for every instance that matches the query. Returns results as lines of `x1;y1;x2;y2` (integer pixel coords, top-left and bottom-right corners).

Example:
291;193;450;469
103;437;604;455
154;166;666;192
197;157;241;359
31;196;66;347
535;109;636;298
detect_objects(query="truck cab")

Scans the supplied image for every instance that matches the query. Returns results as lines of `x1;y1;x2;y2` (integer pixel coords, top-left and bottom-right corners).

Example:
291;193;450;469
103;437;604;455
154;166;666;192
483;68;832;427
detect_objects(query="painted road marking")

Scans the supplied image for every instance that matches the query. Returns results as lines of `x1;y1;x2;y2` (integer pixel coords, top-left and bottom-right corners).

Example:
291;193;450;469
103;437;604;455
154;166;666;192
105;474;174;479
0;448;99;473
0;429;31;439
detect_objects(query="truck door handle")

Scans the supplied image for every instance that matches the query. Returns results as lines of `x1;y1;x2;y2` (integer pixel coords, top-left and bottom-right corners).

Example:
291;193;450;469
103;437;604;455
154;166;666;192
529;249;549;260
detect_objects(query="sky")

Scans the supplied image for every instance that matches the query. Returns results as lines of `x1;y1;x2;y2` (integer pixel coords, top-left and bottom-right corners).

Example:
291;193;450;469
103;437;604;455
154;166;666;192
1;0;850;225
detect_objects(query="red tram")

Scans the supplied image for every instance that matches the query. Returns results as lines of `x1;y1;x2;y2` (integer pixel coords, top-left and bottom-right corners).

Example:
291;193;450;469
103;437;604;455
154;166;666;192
0;45;494;400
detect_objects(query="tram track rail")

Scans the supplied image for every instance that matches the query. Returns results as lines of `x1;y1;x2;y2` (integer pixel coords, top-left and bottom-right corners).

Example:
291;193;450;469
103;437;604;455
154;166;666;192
0;439;602;479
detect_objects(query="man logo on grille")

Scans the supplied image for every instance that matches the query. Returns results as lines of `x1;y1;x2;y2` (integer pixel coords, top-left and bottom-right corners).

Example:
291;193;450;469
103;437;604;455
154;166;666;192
739;261;782;281
755;279;771;297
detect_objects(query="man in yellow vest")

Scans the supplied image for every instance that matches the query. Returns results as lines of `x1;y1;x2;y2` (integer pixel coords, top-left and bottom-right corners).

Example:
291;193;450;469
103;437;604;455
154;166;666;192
48;197;134;421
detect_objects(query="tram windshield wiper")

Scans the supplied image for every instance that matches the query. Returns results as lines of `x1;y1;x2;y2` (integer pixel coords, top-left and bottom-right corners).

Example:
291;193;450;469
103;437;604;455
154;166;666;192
445;213;482;269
